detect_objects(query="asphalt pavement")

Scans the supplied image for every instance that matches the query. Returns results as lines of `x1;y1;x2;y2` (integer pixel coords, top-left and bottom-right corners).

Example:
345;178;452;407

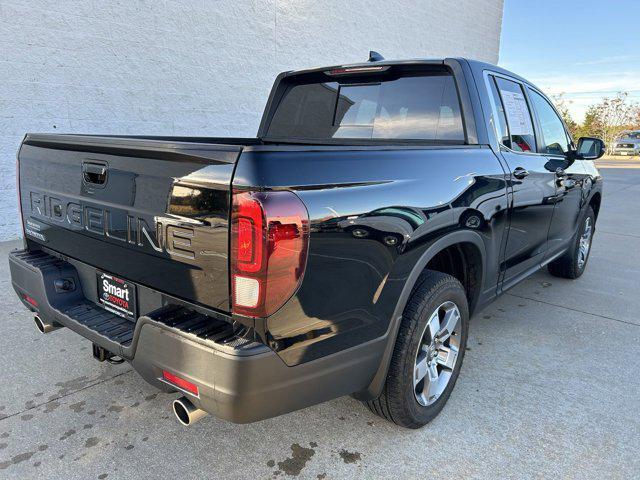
0;157;638;479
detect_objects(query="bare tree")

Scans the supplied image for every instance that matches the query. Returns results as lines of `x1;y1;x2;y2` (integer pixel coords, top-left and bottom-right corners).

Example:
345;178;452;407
551;93;578;140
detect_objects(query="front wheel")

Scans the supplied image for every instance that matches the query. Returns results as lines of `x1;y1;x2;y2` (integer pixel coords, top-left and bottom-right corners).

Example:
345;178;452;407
365;270;469;428
548;206;596;279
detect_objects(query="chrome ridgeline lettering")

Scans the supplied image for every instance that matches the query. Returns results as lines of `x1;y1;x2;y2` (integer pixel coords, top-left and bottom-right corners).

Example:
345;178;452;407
28;192;195;259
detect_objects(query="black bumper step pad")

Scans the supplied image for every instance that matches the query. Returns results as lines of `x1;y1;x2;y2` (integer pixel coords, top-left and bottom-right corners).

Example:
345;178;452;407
9;249;236;357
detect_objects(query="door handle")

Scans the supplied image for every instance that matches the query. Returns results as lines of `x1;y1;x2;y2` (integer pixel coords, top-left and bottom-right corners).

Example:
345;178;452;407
512;167;530;179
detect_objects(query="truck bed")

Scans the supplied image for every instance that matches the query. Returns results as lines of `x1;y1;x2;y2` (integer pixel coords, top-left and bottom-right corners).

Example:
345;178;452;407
18;133;443;317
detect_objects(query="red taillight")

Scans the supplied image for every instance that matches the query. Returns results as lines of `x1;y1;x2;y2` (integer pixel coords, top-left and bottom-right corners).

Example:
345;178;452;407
23;294;38;308
162;370;199;396
230;191;310;317
234;193;263;272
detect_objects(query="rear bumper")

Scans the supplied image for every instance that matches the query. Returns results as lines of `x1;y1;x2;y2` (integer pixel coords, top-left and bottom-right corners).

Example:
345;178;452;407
9;248;382;423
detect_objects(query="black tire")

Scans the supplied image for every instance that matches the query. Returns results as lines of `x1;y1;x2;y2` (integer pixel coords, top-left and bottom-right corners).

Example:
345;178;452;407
365;270;469;428
547;206;596;279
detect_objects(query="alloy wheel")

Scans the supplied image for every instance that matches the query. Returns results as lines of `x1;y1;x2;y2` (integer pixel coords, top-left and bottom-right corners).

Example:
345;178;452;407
413;301;462;406
578;216;592;269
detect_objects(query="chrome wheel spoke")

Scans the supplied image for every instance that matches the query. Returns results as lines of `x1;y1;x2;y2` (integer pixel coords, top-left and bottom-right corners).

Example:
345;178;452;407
425;363;439;396
425;366;450;403
427;311;440;342
579;242;588;262
433;370;451;399
437;307;461;342
414;353;429;387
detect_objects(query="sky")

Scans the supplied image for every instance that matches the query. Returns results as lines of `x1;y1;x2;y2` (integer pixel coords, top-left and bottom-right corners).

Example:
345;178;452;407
499;0;640;122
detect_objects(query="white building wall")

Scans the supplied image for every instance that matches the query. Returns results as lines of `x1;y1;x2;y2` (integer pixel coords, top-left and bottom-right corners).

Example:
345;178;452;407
0;0;503;240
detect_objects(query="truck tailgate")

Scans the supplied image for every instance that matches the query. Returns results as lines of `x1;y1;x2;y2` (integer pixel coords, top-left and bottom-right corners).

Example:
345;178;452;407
17;134;242;312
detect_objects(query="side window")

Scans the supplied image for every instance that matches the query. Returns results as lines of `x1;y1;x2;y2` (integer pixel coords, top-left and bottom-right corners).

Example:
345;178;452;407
487;76;510;148
494;77;536;153
528;89;570;156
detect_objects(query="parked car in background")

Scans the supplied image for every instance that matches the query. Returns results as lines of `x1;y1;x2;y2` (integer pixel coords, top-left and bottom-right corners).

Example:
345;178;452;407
612;130;640;156
9;55;605;429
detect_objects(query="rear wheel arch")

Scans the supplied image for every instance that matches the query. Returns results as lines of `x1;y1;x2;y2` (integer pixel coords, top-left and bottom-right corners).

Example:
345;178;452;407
424;241;483;315
354;230;487;401
365;270;469;427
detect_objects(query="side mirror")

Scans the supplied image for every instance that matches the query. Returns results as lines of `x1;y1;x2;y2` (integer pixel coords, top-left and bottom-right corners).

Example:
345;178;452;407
576;137;606;160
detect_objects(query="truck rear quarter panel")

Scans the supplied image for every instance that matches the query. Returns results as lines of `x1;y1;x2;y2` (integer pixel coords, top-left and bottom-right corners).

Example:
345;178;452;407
233;146;509;366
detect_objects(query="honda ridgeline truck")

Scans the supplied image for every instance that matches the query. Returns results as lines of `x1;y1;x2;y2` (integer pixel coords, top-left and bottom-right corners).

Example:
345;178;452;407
9;55;604;428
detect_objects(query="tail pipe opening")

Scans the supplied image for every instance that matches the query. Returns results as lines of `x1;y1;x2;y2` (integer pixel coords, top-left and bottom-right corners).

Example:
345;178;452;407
172;396;208;426
34;315;63;334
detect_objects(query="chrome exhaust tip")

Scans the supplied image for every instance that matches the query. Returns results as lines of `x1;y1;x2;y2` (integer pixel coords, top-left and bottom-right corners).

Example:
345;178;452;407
172;396;208;426
34;315;63;334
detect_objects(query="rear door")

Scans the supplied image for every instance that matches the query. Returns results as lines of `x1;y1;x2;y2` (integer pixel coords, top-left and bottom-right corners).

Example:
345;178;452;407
486;75;557;289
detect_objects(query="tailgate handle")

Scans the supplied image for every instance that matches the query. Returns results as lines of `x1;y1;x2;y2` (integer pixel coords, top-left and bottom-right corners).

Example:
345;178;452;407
83;162;108;186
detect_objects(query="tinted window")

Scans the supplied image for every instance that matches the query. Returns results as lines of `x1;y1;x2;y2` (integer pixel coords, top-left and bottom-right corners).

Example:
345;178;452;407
266;73;464;142
487;77;510;148
494;77;536;153
528;89;570;155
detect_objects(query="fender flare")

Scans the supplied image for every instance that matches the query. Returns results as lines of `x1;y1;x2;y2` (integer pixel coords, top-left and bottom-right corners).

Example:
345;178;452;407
354;229;487;400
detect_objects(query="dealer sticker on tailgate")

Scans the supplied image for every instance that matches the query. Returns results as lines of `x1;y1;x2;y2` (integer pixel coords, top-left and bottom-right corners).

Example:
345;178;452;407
97;272;137;320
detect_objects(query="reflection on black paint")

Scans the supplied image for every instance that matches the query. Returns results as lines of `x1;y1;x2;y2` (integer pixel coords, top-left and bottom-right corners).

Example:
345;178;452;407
242;148;513;366
168;184;229;223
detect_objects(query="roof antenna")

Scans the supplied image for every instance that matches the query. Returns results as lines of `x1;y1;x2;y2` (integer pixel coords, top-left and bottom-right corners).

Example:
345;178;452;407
368;51;385;62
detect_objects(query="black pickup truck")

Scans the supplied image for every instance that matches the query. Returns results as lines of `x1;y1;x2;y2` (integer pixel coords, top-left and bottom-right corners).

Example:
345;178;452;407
9;55;604;428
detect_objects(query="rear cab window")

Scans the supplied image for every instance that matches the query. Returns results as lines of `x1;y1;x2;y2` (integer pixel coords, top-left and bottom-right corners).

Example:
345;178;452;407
265;66;465;144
